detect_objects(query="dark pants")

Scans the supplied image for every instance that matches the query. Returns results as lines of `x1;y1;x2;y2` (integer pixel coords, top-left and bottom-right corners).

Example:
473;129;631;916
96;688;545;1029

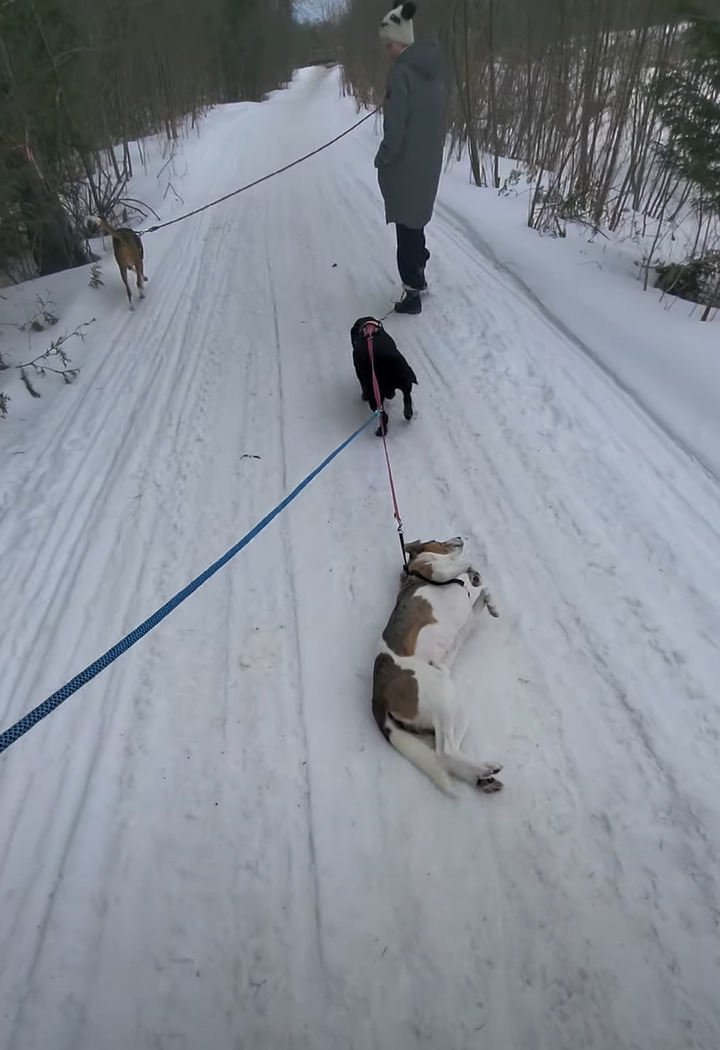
396;225;430;291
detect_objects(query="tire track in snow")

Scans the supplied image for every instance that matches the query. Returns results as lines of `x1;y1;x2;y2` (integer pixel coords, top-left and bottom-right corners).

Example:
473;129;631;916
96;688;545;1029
437;198;720;487
0;212;235;1039
0;197;286;1030
0;217;206;721
1;188;309;1046
263;193;327;976
414;209;720;908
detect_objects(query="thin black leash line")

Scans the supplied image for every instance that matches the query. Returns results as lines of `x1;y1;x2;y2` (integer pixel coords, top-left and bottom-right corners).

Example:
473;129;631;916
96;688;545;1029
141;108;379;235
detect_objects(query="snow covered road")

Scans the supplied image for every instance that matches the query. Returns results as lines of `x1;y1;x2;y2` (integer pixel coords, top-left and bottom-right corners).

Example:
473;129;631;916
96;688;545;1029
1;67;720;1050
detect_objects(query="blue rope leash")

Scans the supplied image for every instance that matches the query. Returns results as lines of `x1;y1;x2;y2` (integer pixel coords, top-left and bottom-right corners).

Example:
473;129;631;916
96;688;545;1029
0;412;379;756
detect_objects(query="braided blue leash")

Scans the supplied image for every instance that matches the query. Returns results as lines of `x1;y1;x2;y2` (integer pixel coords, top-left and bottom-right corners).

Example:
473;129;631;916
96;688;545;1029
0;412;379;756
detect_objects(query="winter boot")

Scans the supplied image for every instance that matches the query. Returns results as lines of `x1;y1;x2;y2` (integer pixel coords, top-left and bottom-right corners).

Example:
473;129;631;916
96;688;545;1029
394;290;422;315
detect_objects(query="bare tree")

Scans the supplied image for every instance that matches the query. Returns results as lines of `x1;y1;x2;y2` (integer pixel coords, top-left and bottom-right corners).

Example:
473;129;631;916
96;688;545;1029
339;0;697;246
0;0;298;281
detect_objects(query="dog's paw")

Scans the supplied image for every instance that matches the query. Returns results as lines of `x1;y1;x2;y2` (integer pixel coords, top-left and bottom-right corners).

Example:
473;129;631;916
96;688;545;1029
481;589;500;617
478;762;503;778
477;762;503;793
403;406;413;422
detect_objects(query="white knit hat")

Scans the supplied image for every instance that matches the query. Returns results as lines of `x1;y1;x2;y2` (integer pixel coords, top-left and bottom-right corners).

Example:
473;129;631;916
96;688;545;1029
379;2;416;47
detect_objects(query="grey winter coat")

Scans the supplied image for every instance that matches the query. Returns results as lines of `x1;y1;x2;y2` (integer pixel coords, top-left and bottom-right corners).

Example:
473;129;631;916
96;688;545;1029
374;42;446;230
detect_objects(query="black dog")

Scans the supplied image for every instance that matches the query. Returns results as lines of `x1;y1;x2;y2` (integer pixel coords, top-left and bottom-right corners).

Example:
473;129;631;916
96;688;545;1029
350;317;418;436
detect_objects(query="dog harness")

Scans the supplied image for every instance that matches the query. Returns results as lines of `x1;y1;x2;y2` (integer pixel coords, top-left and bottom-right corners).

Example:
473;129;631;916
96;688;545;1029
360;318;383;341
407;569;465;588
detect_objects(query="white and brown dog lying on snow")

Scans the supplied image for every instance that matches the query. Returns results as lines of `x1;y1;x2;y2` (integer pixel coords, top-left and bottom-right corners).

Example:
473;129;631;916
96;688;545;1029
372;537;503;795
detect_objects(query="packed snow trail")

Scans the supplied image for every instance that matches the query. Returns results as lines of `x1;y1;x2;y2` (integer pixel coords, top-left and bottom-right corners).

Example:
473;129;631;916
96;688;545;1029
1;67;720;1050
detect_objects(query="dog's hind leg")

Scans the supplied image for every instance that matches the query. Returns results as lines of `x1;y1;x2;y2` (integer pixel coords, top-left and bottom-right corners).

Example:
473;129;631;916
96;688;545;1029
436;729;504;790
402;388;414;421
119;263;134;309
138;239;148;283
133;252;146;299
481;587;500;618
383;721;456;795
423;664;503;791
438;745;504;791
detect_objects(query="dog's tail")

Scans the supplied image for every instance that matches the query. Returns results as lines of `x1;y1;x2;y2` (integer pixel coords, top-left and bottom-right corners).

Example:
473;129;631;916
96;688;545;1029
384;717;456;795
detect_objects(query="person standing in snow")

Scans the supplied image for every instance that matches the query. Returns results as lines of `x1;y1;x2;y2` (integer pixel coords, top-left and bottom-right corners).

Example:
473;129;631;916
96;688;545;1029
375;2;446;315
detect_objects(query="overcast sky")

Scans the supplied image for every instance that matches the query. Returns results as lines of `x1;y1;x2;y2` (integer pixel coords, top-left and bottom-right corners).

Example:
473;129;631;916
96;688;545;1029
295;0;345;21
294;0;321;20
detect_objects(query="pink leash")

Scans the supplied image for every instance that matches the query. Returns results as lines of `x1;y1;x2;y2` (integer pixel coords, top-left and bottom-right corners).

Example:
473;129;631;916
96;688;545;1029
363;321;409;572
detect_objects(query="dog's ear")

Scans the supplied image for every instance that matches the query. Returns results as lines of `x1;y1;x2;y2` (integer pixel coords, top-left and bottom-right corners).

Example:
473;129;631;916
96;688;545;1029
405;538;465;560
404;540;425;559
